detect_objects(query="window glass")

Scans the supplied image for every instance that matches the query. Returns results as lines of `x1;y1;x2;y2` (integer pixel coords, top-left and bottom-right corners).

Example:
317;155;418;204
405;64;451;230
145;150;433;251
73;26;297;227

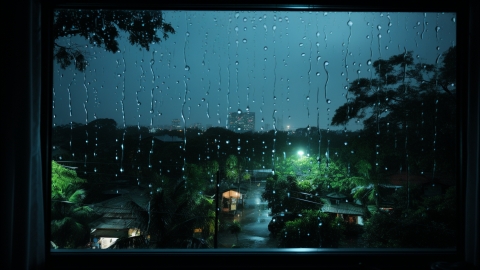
51;9;456;249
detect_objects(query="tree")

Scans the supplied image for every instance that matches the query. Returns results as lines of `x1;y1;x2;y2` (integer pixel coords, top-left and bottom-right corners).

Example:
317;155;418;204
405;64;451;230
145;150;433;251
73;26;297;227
331;47;456;177
278;209;345;248
362;186;456;248
129;178;213;248
51;161;95;248
54;10;175;71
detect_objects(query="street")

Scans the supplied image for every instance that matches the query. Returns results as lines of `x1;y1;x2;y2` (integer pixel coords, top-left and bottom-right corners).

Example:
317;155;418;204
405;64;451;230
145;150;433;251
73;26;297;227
217;182;279;248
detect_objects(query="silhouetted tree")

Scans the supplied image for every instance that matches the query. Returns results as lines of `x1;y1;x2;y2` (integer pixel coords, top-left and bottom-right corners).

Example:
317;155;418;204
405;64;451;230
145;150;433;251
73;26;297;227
54;10;175;71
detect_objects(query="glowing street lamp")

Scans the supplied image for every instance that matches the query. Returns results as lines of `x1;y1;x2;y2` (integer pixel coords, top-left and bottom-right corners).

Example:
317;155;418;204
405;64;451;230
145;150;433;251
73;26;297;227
297;150;304;158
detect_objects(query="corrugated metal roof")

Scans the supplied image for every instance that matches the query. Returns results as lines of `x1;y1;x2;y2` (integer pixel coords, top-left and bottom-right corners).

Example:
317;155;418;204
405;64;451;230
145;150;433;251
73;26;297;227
91;188;149;215
90;217;141;230
90;187;149;230
322;202;364;215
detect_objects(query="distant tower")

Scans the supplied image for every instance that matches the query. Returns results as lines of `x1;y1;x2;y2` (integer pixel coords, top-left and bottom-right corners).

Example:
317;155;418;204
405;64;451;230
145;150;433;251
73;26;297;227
171;119;181;130
228;112;255;132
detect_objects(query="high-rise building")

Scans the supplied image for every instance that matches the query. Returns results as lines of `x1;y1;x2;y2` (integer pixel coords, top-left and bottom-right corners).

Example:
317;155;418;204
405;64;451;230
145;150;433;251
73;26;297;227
171;119;181;130
228;112;255;132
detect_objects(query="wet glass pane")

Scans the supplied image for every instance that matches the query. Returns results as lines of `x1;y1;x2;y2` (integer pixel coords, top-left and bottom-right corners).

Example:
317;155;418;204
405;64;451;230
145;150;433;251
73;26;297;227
51;10;456;249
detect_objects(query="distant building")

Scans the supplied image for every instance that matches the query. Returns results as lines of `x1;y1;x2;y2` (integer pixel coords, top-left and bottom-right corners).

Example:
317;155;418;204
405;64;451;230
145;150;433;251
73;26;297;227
228;112;255;132
189;122;204;130
171;119;181;130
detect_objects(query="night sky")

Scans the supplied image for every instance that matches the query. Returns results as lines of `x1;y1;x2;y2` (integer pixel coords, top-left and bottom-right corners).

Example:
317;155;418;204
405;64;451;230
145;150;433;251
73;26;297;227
53;10;456;132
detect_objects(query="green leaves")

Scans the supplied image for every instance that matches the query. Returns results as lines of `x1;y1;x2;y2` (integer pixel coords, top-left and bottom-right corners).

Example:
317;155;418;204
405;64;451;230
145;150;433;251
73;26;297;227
279;209;346;248
51;161;93;248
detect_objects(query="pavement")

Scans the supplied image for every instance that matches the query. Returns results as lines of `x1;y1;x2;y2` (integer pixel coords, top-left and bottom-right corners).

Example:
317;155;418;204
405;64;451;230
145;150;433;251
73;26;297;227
217;182;279;248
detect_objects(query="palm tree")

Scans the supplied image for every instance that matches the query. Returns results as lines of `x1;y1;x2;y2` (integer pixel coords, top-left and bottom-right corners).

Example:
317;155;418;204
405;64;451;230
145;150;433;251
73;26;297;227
51;161;95;248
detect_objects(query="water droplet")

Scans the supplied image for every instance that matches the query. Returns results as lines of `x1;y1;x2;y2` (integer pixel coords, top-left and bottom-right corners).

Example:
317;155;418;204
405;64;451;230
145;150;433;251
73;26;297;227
317;56;321;61
301;53;305;57
237;109;242;114
306;96;310;100
324;61;329;66
367;60;372;65
243;38;247;43
264;46;268;51
326;99;331;104
377;25;382;30
436;46;440;50
299;43;304;47
378;34;382;38
347;20;353;26
316;72;320;76
366;35;370;39
344;142;348;146
185;65;190;71
436;26;440;32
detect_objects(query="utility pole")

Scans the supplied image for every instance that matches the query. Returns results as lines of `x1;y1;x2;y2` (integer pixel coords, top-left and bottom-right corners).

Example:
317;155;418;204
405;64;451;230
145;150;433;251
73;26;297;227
214;170;220;248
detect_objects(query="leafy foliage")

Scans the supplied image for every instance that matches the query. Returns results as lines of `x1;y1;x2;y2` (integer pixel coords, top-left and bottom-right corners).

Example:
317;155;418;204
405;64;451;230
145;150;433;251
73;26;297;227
362;186;456;248
331;46;456;176
51;161;95;248
278;209;345;248
54;10;175;71
129;178;213;248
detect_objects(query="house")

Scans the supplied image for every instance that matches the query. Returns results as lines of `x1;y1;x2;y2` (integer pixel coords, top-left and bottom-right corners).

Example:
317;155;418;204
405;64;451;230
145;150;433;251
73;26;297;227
321;192;364;225
89;187;150;249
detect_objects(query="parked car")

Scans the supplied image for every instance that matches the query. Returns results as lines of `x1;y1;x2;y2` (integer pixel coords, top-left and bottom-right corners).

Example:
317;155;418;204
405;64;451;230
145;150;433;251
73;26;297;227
268;212;302;235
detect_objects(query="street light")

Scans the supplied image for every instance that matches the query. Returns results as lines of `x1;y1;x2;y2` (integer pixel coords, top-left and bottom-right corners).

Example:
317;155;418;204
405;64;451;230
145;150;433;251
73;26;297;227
297;150;304;158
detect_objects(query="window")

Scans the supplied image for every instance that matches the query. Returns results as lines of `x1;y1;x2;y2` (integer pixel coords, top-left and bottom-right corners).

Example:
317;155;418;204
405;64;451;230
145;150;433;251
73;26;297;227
43;2;478;269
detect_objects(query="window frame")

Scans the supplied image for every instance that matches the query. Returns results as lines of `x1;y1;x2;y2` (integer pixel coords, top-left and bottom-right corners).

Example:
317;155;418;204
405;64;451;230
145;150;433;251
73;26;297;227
43;1;477;269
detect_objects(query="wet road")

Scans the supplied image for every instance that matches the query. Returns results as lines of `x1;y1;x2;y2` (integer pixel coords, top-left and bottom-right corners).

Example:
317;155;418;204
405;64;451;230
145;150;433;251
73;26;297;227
217;182;279;248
